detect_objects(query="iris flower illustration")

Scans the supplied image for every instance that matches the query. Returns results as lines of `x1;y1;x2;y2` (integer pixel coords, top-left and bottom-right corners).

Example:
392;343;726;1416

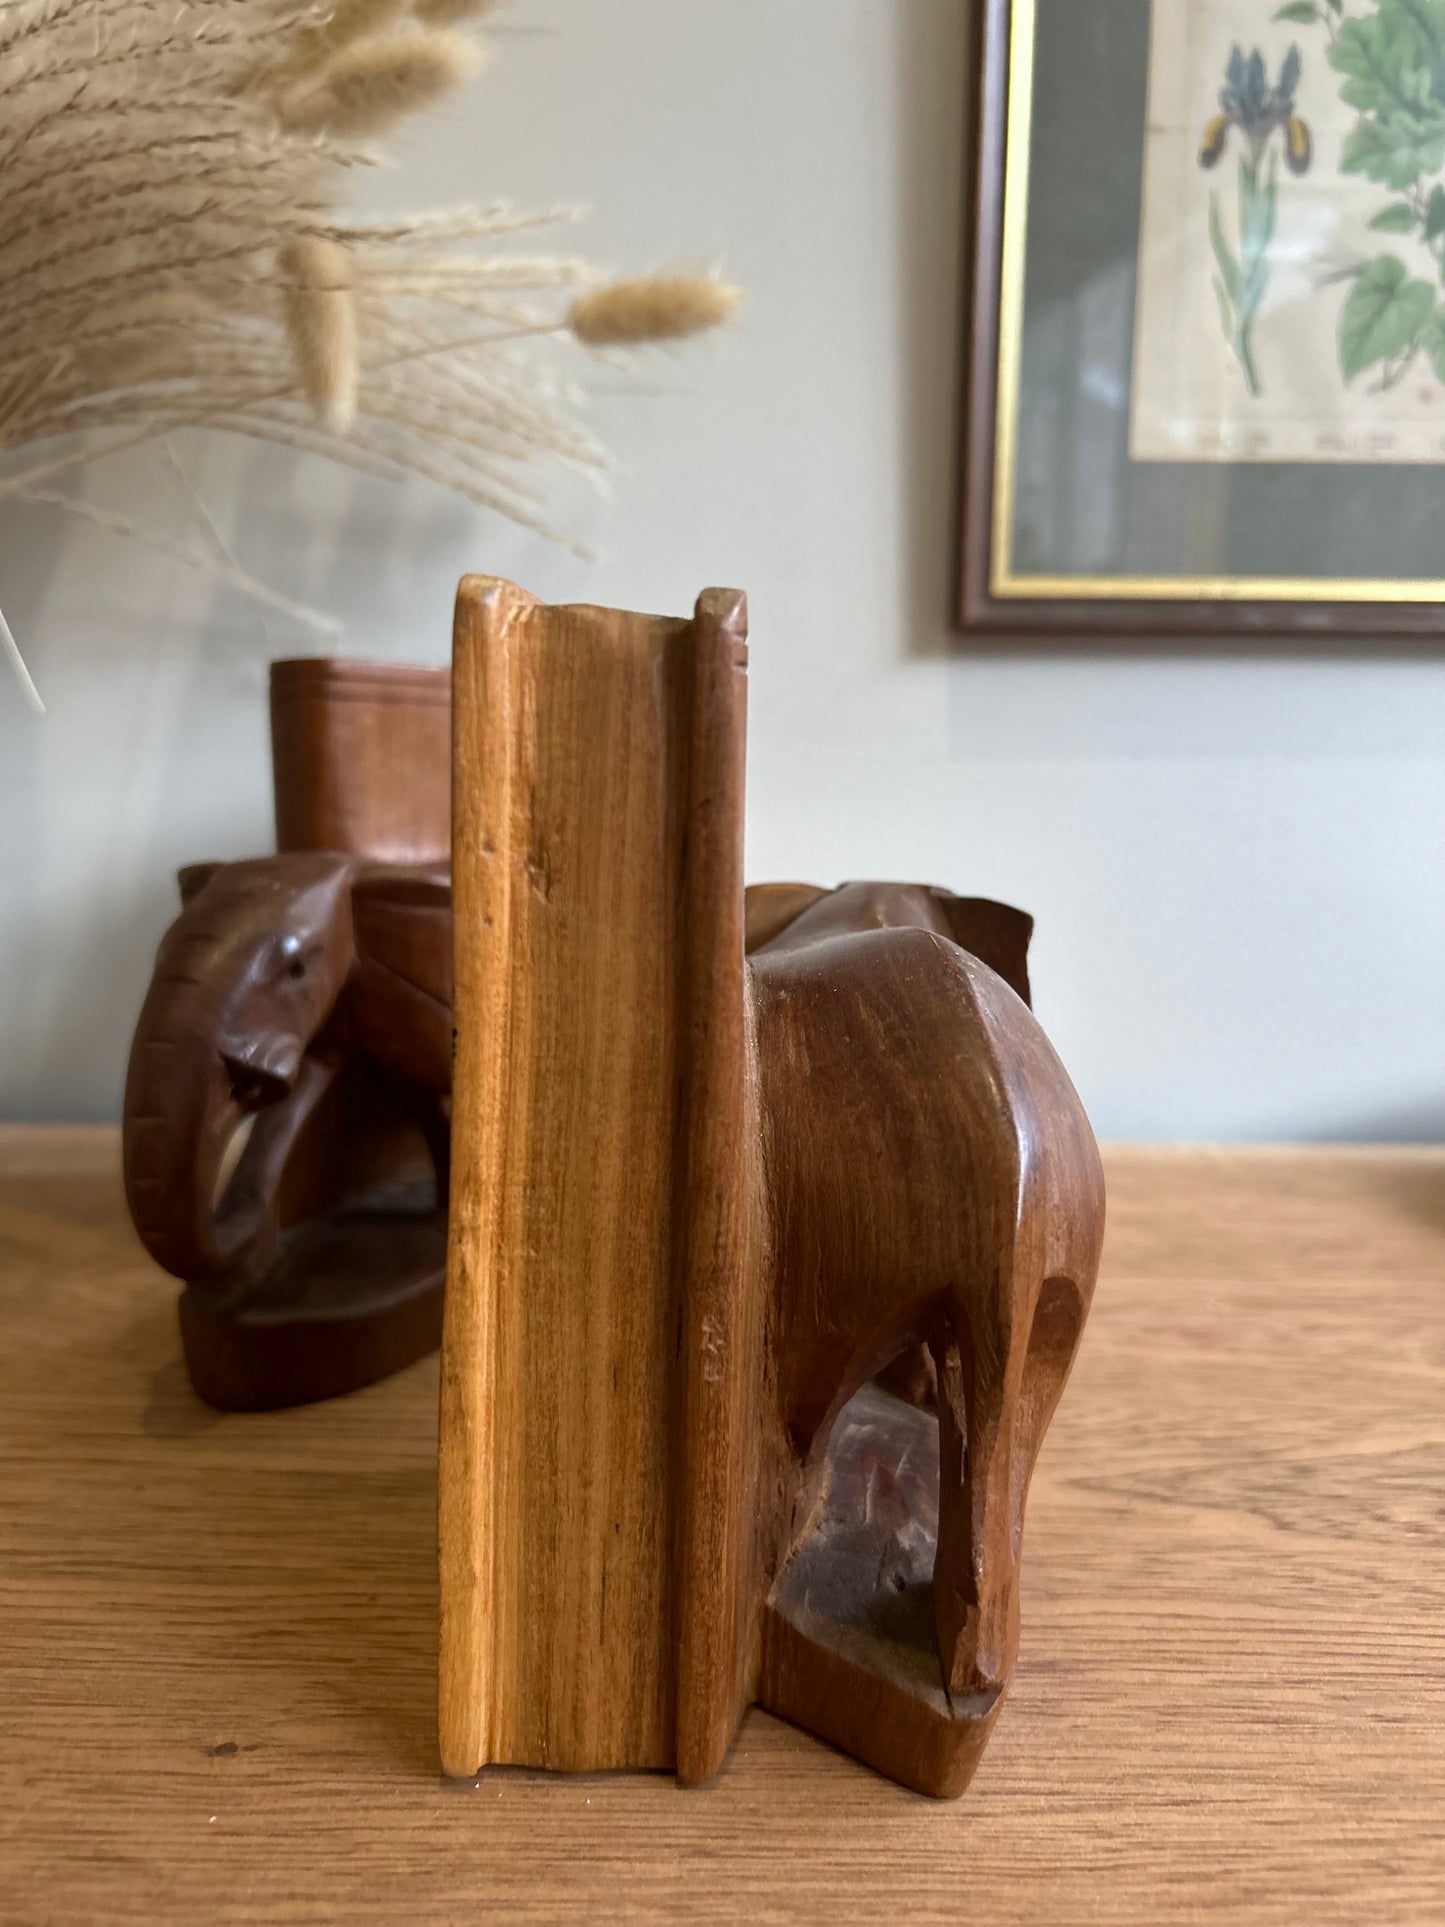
1199;44;1313;397
1201;45;1313;175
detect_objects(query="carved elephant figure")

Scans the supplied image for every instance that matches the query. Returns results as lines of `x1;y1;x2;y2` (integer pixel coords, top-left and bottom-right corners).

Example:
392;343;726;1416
124;855;1085;1488
740;881;1104;1794
125;861;1031;1301
128;837;1099;1791
124;852;452;1293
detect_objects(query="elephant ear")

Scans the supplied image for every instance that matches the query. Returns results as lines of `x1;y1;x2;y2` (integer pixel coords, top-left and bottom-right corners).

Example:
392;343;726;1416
177;861;226;908
744;883;831;953
929;894;1034;1007
350;863;453;1093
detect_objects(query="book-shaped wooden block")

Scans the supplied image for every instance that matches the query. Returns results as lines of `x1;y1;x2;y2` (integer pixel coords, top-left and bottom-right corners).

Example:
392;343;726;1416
438;577;1105;1797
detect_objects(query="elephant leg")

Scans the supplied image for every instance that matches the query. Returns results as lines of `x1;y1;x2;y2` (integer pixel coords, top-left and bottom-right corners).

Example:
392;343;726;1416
931;1209;1097;1705
208;1054;342;1282
930;1308;1019;1704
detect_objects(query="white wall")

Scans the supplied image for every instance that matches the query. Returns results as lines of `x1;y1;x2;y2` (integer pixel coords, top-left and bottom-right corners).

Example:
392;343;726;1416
2;0;1443;1139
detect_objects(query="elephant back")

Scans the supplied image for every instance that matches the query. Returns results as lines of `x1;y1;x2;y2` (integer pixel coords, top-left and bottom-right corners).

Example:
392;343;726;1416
349;863;454;1094
746;880;1033;1007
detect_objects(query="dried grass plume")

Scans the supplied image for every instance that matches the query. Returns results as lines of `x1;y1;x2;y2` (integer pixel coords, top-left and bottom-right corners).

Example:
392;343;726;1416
0;0;741;705
412;0;504;23
280;238;359;431
570;276;744;347
279;28;484;138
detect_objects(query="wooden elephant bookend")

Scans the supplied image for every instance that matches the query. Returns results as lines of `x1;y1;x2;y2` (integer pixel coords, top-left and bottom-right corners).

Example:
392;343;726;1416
122;652;1058;1427
123;659;456;1410
438;579;1105;1801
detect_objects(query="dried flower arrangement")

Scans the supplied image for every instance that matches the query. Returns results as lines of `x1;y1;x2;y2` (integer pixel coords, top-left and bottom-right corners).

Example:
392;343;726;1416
0;0;741;706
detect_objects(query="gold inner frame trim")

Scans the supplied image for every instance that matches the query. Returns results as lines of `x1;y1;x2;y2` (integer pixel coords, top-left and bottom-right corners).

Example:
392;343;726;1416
988;0;1445;607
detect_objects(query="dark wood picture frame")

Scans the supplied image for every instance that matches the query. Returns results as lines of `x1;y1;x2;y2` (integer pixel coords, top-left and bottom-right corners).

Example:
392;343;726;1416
956;0;1445;642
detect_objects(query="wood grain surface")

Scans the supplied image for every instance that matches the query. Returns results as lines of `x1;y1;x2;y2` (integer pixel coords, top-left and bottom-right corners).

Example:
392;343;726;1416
1;1127;1442;1923
440;580;754;1778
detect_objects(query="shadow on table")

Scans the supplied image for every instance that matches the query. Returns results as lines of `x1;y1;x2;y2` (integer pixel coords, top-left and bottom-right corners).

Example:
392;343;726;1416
134;1322;442;1779
143;1355;228;1439
1360;1158;1445;1240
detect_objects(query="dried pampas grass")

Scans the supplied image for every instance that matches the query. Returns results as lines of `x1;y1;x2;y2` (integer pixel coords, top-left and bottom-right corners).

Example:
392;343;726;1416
287;0;412;70
412;0;504;25
0;0;740;708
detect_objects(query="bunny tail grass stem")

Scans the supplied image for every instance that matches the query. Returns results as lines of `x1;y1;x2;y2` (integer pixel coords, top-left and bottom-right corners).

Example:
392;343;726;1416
16;486;341;636
0;600;45;713
0;314;575;498
280;30;482;139
160;433;277;655
569;273;742;346
281;235;359;430
0;426;185;502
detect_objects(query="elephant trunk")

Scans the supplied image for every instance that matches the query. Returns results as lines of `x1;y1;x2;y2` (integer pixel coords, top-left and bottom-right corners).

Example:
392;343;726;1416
123;973;335;1284
125;981;267;1280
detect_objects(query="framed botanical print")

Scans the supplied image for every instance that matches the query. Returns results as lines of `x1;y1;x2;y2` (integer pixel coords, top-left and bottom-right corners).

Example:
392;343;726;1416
959;0;1445;636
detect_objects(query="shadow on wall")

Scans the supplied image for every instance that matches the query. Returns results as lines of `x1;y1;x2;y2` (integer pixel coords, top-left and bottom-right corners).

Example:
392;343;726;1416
223;435;479;667
0;496;82;1116
1317;1103;1445;1146
0;459;280;1121
893;0;971;664
0;494;63;893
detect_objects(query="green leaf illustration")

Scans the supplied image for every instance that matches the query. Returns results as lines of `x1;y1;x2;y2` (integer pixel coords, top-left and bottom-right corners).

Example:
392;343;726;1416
1338;254;1436;380
1424;306;1445;381
1330;11;1444;119
1239;155;1279;261
1213;274;1235;342
1377;0;1445;58
1241;243;1273;315
1341;112;1445;189
1393;0;1445;53
1329;27;1399;119
1209;195;1242;304
1274;1;1319;19
1369;200;1421;229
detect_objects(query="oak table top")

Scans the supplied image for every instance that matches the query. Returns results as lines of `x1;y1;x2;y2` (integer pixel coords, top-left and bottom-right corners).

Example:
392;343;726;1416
1;1127;1441;1924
